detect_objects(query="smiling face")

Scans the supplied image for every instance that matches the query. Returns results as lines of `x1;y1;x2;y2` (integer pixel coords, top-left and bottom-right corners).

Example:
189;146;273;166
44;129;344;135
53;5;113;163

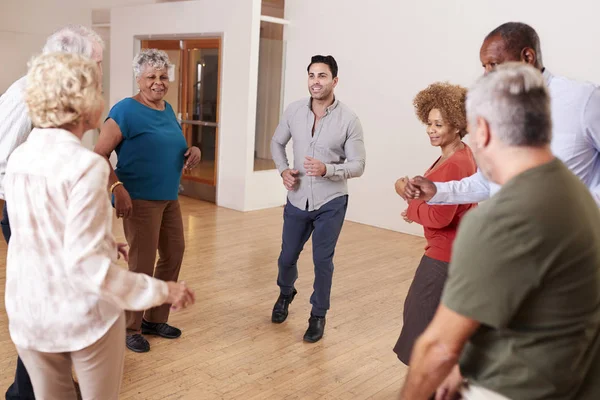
136;64;169;102
307;62;338;101
426;108;461;148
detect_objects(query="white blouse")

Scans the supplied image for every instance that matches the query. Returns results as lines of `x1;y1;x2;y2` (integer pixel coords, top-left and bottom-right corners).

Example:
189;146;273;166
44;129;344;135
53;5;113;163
4;128;169;352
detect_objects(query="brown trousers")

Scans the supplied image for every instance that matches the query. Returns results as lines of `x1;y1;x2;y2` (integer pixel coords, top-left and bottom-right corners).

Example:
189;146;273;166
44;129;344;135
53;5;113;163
124;199;185;333
17;313;126;400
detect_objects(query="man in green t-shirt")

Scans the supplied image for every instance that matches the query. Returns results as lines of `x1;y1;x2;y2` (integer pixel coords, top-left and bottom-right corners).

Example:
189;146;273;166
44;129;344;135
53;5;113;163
400;63;600;400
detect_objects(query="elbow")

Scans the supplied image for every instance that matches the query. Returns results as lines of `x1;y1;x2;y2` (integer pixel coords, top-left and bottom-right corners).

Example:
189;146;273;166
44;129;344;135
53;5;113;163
93;147;111;160
348;160;365;179
413;334;460;369
356;160;366;177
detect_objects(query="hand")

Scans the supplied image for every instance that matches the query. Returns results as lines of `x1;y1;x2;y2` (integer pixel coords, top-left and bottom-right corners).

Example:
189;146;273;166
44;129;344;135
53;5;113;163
435;365;464;400
117;243;129;262
405;176;437;202
401;209;413;224
184;146;201;170
114;185;133;219
304;156;326;177
166;281;196;312
395;176;410;200
281;169;299;191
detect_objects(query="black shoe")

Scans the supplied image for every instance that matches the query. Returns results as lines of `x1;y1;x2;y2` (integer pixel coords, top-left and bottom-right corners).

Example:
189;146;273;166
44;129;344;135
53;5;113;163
141;320;182;339
303;314;326;343
126;334;150;353
271;289;298;323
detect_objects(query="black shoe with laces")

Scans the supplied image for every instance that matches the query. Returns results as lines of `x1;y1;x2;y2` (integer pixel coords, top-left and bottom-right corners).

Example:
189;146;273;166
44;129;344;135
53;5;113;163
126;334;150;353
271;289;298;323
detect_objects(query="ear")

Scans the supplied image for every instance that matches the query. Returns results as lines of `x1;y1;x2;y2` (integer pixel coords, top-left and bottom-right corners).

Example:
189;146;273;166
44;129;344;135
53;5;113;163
521;47;537;66
472;117;491;149
332;76;339;88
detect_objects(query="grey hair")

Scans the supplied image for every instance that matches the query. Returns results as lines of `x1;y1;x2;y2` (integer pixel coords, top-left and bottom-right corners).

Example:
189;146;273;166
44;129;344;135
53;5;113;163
42;25;104;57
133;49;174;80
466;62;551;147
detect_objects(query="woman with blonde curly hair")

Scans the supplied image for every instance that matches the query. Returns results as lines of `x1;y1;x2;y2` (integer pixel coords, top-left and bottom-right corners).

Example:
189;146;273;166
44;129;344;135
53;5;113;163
4;52;194;400
392;82;477;365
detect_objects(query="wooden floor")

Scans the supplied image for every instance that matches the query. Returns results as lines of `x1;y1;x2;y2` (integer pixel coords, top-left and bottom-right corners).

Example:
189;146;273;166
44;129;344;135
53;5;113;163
0;196;425;399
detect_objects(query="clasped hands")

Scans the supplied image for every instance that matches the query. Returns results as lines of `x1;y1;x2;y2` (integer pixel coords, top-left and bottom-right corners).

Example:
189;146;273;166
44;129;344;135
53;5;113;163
395;175;437;224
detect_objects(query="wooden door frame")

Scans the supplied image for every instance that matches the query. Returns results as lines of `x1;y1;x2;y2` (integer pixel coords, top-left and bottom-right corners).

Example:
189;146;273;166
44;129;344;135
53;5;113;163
140;37;222;187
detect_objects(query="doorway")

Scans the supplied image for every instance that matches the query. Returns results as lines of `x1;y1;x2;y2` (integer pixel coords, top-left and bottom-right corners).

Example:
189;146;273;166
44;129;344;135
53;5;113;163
141;38;221;203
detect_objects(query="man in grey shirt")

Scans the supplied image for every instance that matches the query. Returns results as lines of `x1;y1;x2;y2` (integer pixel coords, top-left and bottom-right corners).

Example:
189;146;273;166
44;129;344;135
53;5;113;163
270;55;366;343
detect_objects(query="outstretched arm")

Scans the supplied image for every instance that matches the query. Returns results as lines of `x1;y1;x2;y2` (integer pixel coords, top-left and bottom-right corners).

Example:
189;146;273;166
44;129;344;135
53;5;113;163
405;170;491;205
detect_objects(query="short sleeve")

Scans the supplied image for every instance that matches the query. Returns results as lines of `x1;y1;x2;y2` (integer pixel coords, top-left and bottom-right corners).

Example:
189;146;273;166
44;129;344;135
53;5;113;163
165;102;182;130
106;100;131;139
441;205;541;328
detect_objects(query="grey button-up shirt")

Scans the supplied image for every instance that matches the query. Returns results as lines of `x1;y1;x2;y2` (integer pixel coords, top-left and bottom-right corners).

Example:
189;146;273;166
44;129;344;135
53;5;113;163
271;97;366;211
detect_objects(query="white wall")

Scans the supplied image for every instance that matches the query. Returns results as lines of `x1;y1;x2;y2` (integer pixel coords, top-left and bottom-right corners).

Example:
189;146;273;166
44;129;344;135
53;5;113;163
0;0;160;150
1;0;91;93
110;0;262;211
281;0;600;235
0;0;160;93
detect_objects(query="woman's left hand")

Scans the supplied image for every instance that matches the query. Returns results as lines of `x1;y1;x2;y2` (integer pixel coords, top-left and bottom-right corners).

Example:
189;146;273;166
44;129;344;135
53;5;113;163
184;146;201;170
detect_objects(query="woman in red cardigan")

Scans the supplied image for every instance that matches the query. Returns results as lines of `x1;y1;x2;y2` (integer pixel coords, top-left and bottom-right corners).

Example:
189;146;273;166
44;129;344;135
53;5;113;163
393;82;477;365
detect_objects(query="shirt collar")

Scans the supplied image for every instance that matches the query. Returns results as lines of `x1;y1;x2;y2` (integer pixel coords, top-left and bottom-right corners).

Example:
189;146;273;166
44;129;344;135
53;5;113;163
29;127;83;144
307;97;339;114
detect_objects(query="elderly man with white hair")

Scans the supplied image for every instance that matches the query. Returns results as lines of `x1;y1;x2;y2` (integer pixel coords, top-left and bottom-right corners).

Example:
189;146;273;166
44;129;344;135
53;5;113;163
399;63;600;400
0;24;104;400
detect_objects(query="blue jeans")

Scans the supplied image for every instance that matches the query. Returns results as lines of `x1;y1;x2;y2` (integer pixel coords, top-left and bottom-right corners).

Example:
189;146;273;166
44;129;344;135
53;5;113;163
3;203;36;400
277;195;348;317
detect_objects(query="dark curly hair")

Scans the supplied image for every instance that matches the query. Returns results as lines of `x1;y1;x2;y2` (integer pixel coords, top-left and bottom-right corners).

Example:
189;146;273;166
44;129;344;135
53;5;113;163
413;82;468;138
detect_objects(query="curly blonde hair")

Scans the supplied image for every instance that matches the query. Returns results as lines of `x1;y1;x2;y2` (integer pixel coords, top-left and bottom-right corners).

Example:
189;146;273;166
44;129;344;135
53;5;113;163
25;52;102;128
413;82;468;138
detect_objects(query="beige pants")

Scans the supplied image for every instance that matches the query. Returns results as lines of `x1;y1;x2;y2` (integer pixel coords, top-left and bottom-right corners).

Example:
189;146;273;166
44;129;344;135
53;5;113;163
17;313;126;400
462;385;512;400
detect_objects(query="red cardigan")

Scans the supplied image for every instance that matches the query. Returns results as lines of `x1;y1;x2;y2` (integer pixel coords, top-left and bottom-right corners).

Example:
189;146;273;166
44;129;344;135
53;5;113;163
406;144;477;263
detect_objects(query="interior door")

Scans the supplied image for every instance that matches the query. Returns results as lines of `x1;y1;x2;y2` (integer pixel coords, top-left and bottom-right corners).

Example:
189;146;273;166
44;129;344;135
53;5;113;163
140;38;221;203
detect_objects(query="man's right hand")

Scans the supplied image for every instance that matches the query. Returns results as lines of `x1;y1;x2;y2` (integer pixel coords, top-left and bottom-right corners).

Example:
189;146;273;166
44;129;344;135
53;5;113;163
114;185;133;219
435;364;463;400
166;281;196;312
281;169;299;191
405;176;437;202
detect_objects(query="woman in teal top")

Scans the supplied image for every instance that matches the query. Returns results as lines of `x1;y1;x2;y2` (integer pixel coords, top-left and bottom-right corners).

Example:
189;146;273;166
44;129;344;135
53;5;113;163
95;49;200;353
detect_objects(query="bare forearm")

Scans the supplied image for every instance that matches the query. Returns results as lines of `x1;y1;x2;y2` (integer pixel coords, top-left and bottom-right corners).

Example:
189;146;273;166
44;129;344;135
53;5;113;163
400;337;458;399
97;153;119;188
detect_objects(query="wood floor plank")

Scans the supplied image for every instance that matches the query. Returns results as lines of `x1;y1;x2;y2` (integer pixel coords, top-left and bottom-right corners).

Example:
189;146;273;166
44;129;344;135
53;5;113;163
0;196;423;398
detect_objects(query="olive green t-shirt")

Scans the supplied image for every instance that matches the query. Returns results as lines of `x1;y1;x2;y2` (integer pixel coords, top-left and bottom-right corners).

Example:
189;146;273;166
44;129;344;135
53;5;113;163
442;159;600;400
